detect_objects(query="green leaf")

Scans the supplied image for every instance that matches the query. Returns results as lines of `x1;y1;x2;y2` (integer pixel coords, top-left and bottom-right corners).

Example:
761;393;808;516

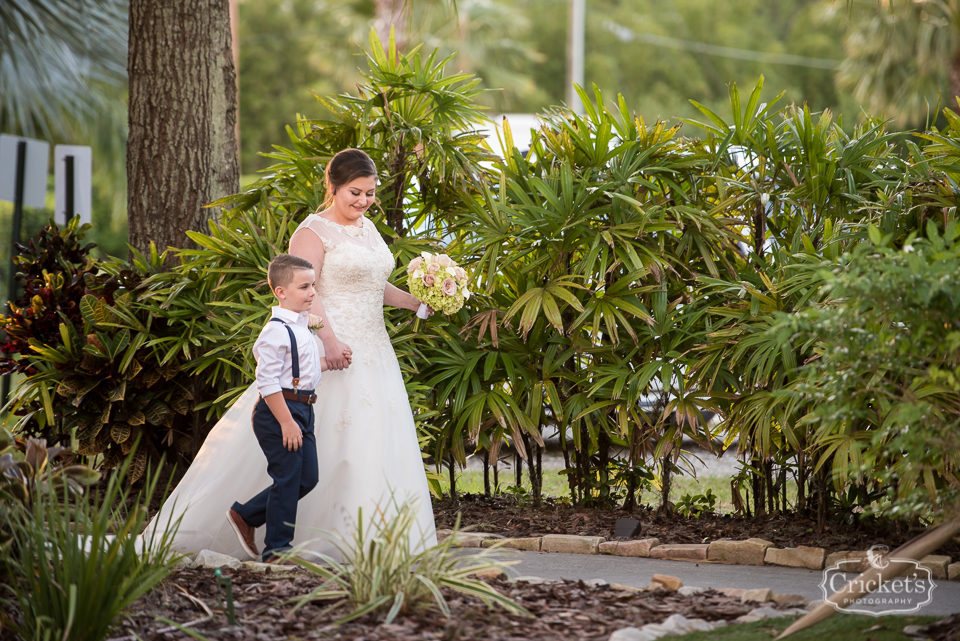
56;378;82;397
144;401;172;426
107;380;126;402
110;424;131;444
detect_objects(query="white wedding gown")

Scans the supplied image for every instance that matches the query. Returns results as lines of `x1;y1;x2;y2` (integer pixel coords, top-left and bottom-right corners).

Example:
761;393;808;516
147;214;437;560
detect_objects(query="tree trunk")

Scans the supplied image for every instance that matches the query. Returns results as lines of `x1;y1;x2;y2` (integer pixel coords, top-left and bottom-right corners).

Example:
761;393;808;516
659;454;672;514
951;49;960;108
514;450;523;488
229;0;240;163
483;449;491;496
816;467;829;533
375;0;409;51
447;455;456;498
127;0;239;256
797;450;807;514
560;420;577;501
751;456;766;516
527;432;542;508
765;459;775;514
753;198;766;257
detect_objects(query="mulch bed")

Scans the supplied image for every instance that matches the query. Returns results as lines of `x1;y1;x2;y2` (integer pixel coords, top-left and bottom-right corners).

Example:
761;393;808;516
111;568;764;640
433;494;960;559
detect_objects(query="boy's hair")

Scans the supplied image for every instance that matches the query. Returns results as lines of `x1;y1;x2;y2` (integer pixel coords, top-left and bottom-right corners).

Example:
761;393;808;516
267;254;315;292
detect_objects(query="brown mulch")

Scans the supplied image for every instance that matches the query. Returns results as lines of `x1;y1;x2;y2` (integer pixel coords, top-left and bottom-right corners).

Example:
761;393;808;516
433;494;960;559
111;568;765;640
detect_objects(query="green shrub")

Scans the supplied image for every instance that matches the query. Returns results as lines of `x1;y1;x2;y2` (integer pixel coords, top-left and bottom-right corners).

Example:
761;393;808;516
290;499;529;624
788;221;960;523
1;219;240;475
676;489;719;517
5;240;211;478
0;456;182;641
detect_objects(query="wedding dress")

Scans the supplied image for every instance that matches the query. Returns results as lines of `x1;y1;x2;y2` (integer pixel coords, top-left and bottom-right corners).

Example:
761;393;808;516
148;214;437;560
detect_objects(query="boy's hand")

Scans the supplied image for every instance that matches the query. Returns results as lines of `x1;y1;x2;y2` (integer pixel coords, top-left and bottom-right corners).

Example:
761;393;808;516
322;337;351;370
342;347;353;367
281;421;303;451
263;392;303;450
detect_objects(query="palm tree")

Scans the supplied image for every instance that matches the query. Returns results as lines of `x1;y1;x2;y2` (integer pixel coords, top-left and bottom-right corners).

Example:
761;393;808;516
0;0;127;138
831;0;960;125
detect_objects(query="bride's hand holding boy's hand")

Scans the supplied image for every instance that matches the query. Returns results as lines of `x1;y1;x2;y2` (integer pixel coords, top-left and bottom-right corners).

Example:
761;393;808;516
323;337;352;370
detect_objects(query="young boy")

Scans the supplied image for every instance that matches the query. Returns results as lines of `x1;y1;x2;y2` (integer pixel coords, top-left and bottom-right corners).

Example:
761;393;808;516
226;254;332;563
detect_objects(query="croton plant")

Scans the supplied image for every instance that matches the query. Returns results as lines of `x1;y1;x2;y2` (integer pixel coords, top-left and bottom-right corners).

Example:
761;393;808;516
1;219;198;481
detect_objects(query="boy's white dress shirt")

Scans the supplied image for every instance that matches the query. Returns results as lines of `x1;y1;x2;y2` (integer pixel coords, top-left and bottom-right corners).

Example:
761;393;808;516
253;306;322;396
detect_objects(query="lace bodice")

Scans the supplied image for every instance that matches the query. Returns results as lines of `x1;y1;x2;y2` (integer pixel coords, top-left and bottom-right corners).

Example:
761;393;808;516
294;214;396;345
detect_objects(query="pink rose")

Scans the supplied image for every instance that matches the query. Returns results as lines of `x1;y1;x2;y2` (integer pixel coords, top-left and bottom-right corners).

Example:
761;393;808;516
422;274;436;287
438;254;454;268
407;256;423;274
454;266;467;281
441;278;457;296
426;263;440;275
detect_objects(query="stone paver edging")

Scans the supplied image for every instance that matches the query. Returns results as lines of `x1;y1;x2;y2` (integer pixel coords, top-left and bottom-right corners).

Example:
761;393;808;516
435;530;959;581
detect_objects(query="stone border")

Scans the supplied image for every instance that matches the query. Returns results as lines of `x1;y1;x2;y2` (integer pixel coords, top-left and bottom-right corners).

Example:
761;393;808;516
436;530;959;580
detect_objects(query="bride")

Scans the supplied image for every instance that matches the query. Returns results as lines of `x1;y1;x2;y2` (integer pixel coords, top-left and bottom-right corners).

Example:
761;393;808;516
149;149;438;560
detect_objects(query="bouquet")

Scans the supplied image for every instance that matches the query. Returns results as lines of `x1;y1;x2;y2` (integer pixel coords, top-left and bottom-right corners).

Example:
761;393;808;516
407;252;470;319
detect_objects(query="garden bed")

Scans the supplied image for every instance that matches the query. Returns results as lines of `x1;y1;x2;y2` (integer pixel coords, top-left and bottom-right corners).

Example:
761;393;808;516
433;494;960;559
111;569;768;640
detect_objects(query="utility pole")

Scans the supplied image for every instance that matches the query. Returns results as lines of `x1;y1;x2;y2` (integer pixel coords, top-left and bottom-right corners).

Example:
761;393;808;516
567;0;585;115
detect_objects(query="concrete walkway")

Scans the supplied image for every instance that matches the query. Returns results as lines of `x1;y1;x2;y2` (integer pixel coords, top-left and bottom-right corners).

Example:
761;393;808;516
492;550;960;617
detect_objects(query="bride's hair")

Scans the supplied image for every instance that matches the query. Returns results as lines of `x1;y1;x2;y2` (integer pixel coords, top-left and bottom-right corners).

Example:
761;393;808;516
322;149;377;207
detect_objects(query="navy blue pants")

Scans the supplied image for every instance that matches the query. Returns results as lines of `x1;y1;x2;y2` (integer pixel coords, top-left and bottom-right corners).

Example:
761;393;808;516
231;395;318;561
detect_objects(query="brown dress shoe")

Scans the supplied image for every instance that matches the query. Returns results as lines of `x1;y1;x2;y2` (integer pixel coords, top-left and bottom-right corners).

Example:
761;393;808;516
226;509;259;559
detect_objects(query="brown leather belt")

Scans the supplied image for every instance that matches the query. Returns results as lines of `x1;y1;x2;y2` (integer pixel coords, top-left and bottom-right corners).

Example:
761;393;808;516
281;389;317;405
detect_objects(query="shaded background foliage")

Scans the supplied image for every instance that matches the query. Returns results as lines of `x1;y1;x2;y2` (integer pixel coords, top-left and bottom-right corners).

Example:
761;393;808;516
2;31;959;531
3;2;960;527
2;0;952;269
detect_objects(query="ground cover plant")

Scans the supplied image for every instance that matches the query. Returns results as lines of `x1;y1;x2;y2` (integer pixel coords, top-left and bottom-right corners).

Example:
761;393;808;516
112;571;787;640
289;501;529;624
0;437;181;640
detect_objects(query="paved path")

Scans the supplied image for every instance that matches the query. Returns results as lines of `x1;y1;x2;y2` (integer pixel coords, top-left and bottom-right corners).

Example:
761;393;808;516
489;551;960;617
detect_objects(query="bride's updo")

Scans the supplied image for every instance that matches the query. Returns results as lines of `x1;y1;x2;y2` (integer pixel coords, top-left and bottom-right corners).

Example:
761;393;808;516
323;149;377;206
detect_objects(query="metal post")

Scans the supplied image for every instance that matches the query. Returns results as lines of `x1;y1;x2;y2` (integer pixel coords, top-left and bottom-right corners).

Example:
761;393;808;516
1;140;27;409
64;155;75;226
567;0;586;115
